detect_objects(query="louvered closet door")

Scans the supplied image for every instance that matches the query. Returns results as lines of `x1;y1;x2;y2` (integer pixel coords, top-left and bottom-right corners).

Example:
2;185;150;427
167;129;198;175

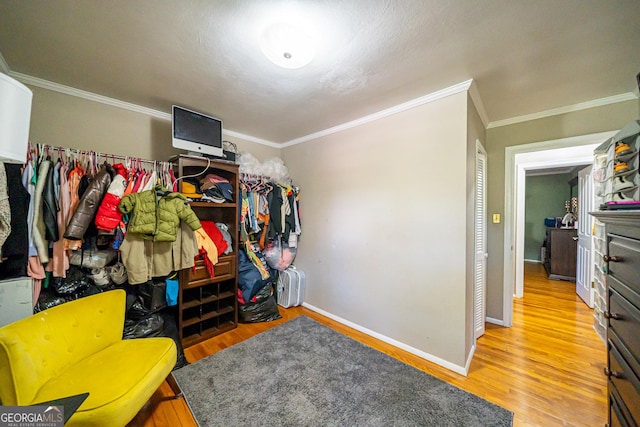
474;145;487;340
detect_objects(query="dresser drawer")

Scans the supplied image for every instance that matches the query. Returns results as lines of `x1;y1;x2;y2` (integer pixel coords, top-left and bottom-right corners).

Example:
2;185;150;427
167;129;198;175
608;234;640;295
607;339;640;426
609;380;634;427
184;255;236;288
608;287;640;367
607;381;634;427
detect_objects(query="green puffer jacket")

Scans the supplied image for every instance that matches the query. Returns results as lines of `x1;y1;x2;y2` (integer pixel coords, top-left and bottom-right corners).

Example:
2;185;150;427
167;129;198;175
118;187;201;242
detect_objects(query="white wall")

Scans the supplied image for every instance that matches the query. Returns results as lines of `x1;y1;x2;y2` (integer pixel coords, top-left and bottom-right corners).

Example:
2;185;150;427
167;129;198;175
283;91;471;369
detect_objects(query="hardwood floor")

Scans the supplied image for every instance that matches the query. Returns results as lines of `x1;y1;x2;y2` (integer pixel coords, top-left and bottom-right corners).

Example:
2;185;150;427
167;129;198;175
130;262;606;426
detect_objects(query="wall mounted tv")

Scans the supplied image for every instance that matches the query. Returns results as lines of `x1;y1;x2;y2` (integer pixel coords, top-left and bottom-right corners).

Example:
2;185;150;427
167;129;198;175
172;105;223;157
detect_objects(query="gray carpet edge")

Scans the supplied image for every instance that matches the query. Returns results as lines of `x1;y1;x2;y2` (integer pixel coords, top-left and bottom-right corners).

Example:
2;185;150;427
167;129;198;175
173;315;513;427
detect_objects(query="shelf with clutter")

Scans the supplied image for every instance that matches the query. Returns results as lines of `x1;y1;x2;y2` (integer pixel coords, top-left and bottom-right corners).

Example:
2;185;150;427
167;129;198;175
594;120;640;208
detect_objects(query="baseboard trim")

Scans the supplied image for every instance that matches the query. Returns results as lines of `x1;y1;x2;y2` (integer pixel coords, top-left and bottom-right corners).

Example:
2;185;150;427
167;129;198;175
464;344;476;375
524;259;541;263
486;317;506;326
301;302;469;376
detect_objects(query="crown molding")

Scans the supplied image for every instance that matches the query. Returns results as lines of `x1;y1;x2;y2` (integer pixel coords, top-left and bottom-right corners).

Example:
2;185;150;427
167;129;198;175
8;71;282;148
10;71;173;120
281;79;474;147
467;80;489;128
487;92;638;129
223;129;282;148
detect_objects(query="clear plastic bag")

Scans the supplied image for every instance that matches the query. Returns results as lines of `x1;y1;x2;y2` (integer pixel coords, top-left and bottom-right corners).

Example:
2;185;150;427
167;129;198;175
69;249;117;268
238;153;291;185
263;238;297;271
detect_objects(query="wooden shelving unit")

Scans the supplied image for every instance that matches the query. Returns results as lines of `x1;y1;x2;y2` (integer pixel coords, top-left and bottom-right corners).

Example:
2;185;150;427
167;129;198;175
174;155;239;348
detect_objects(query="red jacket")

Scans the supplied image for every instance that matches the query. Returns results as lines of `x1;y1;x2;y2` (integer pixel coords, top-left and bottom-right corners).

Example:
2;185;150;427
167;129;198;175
95;164;128;232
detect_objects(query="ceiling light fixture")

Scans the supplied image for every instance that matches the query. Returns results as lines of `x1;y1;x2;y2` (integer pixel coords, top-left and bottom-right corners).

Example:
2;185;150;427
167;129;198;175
260;22;315;69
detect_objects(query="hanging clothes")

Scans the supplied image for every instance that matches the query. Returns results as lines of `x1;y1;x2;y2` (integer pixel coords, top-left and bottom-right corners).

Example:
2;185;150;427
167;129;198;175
119;221;198;284
41;157;59;242
131;169;146;193
141;170;157;192
239;175;302;274
0;163;10;250
48;160;70;277
21;160;37;257
32;159;51;264
28;256;46;306
95;163;128;232
118;187;201;242
0;144;179;281
64;163;113;241
67;161;84;218
0;163;31;278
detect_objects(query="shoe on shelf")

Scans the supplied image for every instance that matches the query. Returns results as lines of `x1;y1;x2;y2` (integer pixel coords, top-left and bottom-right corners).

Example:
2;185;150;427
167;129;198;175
612;191;635;202
614;142;632;156
614;161;629;174
612;176;634;193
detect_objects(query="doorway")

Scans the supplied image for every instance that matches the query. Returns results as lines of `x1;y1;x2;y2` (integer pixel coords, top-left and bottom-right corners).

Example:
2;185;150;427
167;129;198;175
502;131;617;326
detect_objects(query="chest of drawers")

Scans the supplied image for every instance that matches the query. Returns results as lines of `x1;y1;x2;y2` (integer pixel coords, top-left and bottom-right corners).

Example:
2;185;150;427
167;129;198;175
591;211;640;427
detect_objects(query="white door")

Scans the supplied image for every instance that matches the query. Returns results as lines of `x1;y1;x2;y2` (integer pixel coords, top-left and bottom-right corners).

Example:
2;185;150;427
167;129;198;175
474;143;487;340
576;165;594;307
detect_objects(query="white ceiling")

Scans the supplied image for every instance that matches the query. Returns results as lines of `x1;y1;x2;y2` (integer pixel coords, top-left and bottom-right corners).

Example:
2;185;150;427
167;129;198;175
1;0;639;145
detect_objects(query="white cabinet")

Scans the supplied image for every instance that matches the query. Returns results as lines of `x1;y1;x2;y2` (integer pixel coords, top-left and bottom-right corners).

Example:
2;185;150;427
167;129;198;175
0;277;33;327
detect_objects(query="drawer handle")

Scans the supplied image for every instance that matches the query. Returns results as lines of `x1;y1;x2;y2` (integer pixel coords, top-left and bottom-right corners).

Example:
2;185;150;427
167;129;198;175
603;255;621;263
604;367;624;379
604;311;622;320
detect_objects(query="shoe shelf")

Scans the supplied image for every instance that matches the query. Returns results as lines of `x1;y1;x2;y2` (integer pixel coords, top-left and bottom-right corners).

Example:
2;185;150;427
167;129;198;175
592;218;607;344
611;167;639;180
601;122;640;203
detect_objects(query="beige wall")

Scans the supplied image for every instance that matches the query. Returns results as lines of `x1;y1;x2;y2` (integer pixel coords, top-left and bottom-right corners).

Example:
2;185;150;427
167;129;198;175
484;99;639;321
27;85;281;162
283;92;471;369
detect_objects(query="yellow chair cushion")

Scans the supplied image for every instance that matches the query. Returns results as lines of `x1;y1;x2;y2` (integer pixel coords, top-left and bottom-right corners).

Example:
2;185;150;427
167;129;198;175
0;290;177;427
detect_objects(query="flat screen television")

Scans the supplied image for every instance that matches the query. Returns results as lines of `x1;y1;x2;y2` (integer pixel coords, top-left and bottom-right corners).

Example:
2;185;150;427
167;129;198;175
172;105;223;157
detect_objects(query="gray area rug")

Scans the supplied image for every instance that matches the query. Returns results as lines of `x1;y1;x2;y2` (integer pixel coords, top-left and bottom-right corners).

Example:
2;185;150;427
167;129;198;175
173;316;513;426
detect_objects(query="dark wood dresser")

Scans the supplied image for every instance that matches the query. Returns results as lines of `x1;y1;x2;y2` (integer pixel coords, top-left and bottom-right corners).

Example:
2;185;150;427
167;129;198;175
591;211;640;427
543;227;578;280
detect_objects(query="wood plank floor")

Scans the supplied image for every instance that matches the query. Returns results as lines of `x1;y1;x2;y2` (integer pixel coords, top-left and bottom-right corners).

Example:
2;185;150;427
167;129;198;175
130;262;607;426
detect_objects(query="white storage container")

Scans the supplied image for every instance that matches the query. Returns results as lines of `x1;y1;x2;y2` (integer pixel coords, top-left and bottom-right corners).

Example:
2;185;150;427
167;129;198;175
276;265;306;308
0;277;33;327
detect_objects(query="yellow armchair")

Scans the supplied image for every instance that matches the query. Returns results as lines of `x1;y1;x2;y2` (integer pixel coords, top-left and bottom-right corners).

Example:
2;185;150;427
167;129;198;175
0;289;177;426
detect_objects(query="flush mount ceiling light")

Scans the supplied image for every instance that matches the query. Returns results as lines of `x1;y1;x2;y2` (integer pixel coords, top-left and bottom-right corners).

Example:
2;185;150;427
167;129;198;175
260;22;316;69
